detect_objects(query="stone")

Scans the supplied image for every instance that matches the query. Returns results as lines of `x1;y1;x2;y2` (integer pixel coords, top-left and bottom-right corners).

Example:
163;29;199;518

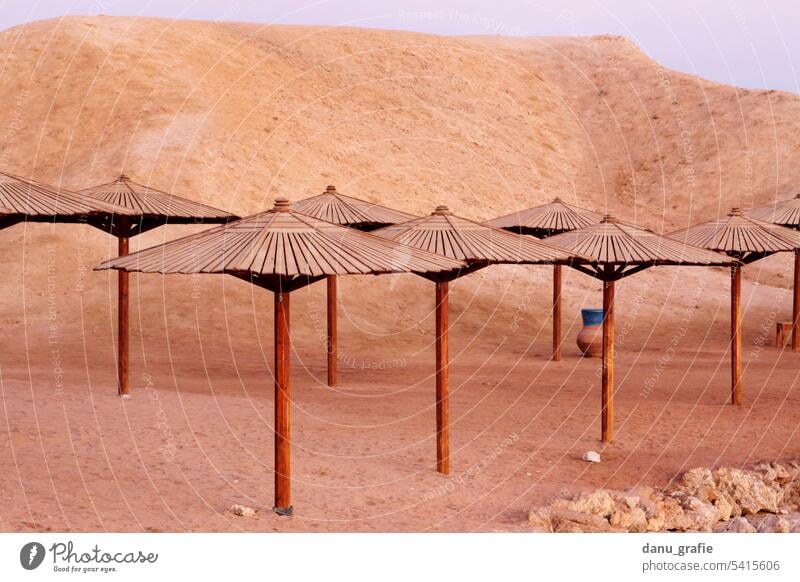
713;468;781;515
552;490;616;518
582;451;601;463
713;493;736;522
230;504;256;517
609;506;648;532
680;468;717;501
753;514;790;533
681;496;718;532
528;508;553;532
721;517;756;533
548;508;617;533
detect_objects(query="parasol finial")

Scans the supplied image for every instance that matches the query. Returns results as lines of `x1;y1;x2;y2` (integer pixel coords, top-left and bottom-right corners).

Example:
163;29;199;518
273;197;291;212
729;207;743;216
433;205;451;215
326;185;337;192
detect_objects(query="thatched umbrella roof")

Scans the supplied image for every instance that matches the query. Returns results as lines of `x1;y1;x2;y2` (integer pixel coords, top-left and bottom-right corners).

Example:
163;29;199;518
0;170;136;225
98;198;465;289
486;197;604;237
669;207;800;263
548;214;737;279
748;193;800;227
374;204;581;275
80;173;235;236
292;185;415;230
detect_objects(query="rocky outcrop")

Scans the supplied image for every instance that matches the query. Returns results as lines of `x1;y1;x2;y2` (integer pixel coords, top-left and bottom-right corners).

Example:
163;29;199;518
528;460;800;533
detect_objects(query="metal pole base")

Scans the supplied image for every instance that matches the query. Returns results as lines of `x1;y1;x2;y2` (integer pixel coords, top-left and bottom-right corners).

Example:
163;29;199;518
273;506;294;517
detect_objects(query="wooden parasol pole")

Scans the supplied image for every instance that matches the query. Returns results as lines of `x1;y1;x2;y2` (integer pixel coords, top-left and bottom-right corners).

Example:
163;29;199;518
274;290;293;515
435;280;450;474
601;273;615;444
552;264;562;361
731;266;743;405
117;235;130;397
793;250;799;351
327;275;337;386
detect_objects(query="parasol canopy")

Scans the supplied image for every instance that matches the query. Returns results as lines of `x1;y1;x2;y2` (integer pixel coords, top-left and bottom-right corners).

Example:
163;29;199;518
748;193;800;227
292;184;416;230
81;173;235;235
669;207;800;261
487;197;604;236
548;214;738;272
0;170;137;225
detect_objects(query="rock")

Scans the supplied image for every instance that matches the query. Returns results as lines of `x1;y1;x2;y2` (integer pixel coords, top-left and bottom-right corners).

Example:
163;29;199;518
681;496;718;532
548;508;617;533
230;504;256;517
582;451;601;463
661;496;686;531
712;493;736;522
610;506;648;532
680;468;717;501
753;514;790;533
553;490;615;518
720;517;756;533
713;468;781;514
528;508;553;532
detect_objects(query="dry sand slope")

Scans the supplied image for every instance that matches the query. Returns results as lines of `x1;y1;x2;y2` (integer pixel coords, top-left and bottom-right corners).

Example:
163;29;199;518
0;17;798;531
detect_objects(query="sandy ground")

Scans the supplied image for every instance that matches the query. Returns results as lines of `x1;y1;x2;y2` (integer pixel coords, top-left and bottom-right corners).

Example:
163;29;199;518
1;266;798;533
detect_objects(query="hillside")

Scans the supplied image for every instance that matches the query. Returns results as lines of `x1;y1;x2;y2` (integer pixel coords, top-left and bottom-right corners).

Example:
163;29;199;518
0;16;797;362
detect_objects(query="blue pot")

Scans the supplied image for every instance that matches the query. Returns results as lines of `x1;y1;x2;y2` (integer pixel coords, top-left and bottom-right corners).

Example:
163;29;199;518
581;308;605;326
577;308;604;357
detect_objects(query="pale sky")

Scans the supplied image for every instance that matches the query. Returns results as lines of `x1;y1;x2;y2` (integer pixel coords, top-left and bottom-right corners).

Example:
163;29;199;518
1;0;798;93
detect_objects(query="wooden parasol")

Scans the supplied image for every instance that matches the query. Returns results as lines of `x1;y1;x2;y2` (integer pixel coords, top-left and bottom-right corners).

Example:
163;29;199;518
748;194;800;350
96;197;464;515
292;185;416;386
487;198;604;361
546;214;737;443
80;173;236;397
375;204;584;474
0;170;136;227
669;208;800;404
